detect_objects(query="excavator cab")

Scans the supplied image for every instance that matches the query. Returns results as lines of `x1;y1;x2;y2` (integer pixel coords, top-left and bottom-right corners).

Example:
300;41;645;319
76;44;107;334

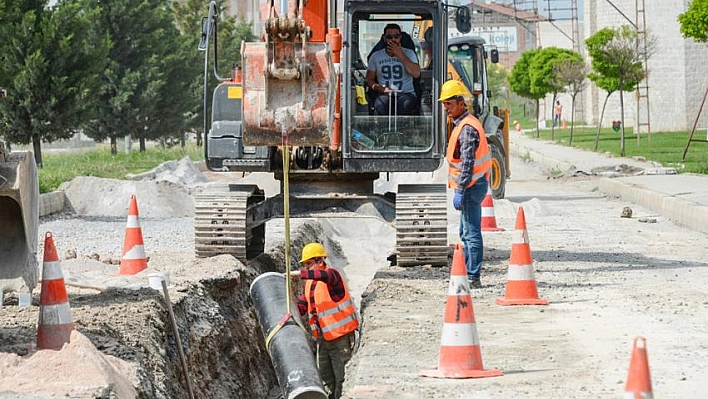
342;5;447;173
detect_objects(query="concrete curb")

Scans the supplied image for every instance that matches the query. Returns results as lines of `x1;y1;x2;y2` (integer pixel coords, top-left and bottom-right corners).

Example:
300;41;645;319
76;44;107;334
598;178;708;235
39;191;65;217
509;136;708;235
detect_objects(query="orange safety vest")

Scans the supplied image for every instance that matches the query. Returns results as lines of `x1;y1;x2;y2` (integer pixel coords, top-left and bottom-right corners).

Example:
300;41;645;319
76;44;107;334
446;113;491;190
305;273;359;342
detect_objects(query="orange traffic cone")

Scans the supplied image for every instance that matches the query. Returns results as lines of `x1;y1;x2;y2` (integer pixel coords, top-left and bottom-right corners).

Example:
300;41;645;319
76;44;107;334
625;337;652;399
481;186;504;232
120;194;148;275
37;232;75;350
420;243;502;379
496;206;548;306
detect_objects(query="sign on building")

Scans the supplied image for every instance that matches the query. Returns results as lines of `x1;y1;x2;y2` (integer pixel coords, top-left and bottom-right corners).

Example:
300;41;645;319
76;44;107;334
449;26;518;52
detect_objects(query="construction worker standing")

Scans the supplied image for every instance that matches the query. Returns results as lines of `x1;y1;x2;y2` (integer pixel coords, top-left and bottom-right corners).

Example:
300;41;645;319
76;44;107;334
439;80;492;288
291;242;359;399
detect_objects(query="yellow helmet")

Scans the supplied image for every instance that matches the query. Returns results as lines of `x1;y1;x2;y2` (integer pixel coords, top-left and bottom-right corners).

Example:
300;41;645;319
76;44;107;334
300;243;328;263
438;80;471;102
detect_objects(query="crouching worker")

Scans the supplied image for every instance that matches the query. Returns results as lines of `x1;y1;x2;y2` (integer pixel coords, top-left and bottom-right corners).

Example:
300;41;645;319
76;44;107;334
291;243;359;399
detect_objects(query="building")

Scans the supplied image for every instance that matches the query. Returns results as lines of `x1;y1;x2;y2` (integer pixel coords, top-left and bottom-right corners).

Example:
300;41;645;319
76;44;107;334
585;1;708;132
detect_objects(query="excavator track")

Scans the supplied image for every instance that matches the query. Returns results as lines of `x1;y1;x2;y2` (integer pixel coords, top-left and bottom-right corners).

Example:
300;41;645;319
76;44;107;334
395;184;448;266
194;186;265;262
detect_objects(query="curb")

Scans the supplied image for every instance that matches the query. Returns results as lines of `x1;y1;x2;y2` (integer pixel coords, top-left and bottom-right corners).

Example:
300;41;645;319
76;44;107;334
509;138;708;235
39;191;65;217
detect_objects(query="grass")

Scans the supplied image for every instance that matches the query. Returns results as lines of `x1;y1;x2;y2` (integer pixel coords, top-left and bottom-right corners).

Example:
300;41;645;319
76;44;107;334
38;143;204;193
522;124;708;175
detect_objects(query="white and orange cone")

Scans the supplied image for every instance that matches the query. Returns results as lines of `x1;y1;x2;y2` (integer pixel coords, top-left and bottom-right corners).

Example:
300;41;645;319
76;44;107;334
481;186;504;232
496;206;548;306
625;337;652;399
420;243;502;379
120;194;147;275
37;232;74;350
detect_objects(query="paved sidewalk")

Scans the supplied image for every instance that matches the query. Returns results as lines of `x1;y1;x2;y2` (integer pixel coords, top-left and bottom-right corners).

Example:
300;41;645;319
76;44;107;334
508;131;708;235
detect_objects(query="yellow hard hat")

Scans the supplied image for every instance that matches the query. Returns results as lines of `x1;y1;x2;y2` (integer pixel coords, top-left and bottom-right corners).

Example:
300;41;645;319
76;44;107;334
438;80;471;102
300;243;328;263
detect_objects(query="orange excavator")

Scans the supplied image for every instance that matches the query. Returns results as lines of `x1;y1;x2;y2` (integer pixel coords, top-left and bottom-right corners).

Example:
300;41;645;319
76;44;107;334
195;0;502;266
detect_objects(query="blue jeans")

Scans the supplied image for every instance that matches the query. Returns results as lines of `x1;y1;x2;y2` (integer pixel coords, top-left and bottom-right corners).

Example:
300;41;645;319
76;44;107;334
459;176;488;280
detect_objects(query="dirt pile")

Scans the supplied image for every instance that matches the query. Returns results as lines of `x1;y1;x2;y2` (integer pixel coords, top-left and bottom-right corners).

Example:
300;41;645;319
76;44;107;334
0;330;137;398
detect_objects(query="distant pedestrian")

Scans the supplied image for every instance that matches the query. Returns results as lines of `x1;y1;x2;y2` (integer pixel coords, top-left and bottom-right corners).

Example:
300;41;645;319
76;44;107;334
439;80;491;288
553;100;563;127
291;243;359;399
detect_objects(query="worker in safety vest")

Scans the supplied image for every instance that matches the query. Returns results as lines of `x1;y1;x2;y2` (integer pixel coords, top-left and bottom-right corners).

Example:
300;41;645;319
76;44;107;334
291;242;359;399
439;80;492;289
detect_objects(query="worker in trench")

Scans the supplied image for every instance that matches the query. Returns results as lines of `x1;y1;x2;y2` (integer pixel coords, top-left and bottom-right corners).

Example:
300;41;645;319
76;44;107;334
290;242;359;399
440;79;492;289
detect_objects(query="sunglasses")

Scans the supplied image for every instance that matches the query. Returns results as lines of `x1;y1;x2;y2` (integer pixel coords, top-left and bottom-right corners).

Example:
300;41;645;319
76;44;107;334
385;34;401;40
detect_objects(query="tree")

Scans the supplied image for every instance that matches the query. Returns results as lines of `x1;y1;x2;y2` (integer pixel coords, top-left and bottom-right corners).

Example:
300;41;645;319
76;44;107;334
678;0;708;43
529;47;582;140
83;0;188;154
0;0;108;166
552;58;587;145
508;49;544;137
587;26;651;156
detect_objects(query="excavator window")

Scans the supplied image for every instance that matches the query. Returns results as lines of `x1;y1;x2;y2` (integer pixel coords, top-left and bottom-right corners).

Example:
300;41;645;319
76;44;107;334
349;13;434;152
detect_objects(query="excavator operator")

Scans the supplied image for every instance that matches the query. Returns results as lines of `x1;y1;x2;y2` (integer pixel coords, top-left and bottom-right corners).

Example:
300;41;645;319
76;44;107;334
290;243;359;399
366;23;421;116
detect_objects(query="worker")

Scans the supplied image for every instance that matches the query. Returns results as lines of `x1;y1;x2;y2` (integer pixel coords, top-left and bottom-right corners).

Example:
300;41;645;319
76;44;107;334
291;243;359;399
366;23;421;116
513;119;522;134
439;80;491;288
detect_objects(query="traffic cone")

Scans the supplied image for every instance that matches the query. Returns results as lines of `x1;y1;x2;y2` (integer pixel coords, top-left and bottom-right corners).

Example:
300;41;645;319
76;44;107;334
481;186;504;232
420;243;502;379
625;337;652;399
120;194;148;275
496;206;548;306
37;232;75;350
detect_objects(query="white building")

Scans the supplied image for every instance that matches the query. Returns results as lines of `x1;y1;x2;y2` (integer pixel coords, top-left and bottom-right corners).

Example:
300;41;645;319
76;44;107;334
583;1;708;132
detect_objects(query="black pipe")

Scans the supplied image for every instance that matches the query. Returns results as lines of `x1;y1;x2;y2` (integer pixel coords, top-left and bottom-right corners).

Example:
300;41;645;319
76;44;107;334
250;272;327;399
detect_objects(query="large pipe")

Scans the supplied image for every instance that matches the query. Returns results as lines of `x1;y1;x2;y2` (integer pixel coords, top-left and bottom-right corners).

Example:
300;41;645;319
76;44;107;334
250;272;327;399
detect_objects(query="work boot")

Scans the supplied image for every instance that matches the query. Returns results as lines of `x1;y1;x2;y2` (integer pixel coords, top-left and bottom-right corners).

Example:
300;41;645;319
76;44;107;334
468;279;482;289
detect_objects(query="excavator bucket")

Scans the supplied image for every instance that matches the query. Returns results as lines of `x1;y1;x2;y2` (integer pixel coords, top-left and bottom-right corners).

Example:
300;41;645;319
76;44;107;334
241;41;334;146
0;144;39;294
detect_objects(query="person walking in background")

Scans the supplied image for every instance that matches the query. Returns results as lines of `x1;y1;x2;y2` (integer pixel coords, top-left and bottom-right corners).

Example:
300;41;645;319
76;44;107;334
291;243;359;399
553;100;563;127
439;80;491;288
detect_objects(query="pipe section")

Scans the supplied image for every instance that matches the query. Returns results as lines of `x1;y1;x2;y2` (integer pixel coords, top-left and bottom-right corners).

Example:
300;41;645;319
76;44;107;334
250;272;327;399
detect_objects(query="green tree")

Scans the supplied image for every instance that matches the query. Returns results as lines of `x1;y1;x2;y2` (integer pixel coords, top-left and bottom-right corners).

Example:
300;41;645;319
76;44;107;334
586;26;651;156
529;47;582;140
84;0;187;154
0;0;108;166
508;49;544;137
678;0;708;43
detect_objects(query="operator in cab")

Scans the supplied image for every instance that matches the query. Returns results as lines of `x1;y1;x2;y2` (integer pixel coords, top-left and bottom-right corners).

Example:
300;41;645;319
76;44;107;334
290;243;359;399
439;80;491;289
366;24;421;116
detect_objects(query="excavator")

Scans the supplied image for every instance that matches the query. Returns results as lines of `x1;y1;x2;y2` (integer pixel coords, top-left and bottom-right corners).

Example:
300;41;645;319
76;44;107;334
0;140;39;296
195;0;507;266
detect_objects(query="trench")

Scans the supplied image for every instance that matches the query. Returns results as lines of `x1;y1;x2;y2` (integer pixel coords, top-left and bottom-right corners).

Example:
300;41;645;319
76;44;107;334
140;217;391;398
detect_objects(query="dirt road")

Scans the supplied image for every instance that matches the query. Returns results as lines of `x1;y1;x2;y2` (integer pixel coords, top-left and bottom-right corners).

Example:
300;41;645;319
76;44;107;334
343;157;708;399
1;152;707;398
